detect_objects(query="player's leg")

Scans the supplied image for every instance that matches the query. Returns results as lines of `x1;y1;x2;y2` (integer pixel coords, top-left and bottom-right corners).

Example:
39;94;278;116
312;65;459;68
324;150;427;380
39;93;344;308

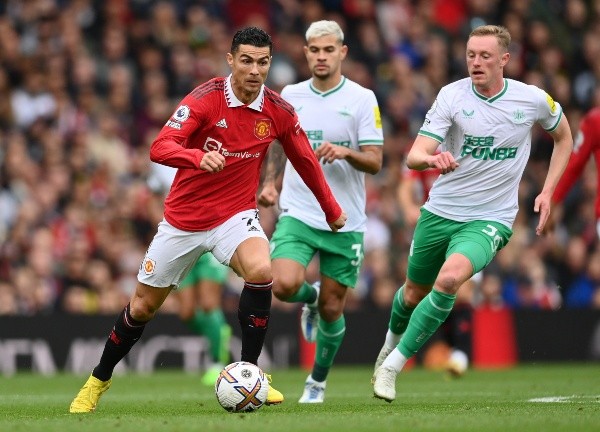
213;209;283;405
374;215;512;401
270;216;317;304
299;276;347;403
372;209;445;390
69;282;173;413
70;220;204;413
298;229;363;403
271;216;320;342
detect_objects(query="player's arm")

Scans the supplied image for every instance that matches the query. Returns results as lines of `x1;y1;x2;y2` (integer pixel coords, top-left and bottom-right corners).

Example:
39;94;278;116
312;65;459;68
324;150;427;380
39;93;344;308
257;141;287;207
397;172;421;226
150;96;225;173
315;143;382;174
406;135;458;174
534;115;574;235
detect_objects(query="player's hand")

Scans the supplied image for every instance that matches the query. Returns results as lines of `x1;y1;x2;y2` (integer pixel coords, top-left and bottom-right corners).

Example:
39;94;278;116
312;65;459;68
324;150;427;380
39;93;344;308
315;141;349;164
200;151;226;173
328;211;347;232
258;183;279;207
534;192;552;236
426;151;458;174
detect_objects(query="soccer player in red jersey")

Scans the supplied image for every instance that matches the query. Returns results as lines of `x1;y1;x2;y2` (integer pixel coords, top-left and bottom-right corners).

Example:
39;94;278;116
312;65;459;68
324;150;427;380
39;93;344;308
69;27;347;413
552;107;600;239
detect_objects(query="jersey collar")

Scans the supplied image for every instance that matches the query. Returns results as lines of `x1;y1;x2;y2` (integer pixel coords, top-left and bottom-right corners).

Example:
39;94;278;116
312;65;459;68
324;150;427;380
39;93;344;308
471;78;508;103
309;76;346;97
224;74;265;111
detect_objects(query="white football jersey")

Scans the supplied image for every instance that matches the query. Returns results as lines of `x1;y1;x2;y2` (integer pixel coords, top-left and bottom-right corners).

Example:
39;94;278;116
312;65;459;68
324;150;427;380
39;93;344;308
419;78;563;228
278;77;384;231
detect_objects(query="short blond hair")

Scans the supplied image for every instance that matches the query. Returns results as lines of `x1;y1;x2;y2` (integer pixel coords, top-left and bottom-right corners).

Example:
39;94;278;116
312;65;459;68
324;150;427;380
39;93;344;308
305;20;344;43
469;25;511;52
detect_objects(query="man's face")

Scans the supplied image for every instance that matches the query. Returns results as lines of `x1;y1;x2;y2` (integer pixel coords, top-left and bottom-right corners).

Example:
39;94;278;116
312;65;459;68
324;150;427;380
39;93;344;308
466;35;509;90
304;34;347;80
227;44;271;98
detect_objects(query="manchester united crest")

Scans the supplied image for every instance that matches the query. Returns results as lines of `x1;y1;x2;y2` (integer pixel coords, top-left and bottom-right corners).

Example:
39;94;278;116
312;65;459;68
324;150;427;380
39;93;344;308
142;257;155;275
254;119;271;140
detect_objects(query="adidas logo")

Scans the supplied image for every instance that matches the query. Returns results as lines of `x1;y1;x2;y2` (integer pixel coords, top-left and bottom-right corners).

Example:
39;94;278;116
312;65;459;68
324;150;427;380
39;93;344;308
248;226;259;232
216;118;227;128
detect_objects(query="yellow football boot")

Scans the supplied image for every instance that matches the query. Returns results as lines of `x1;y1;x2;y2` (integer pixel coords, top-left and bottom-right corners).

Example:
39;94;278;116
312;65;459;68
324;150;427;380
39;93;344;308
265;374;284;405
69;374;112;413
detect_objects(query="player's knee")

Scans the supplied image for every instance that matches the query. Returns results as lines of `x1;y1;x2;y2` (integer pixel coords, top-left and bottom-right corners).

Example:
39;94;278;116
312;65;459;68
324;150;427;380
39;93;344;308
404;283;429;307
272;278;298;300
130;296;161;321
319;299;343;322
244;261;272;284
435;270;462;294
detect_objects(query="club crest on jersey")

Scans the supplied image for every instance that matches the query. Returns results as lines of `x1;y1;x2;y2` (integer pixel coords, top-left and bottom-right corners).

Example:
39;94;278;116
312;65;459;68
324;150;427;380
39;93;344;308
512;109;527;124
142;257;156;275
173;105;190;122
254;119;271;140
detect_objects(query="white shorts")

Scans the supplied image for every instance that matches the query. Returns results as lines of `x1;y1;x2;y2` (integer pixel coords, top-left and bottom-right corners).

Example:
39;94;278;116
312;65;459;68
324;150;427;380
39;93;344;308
137;209;268;288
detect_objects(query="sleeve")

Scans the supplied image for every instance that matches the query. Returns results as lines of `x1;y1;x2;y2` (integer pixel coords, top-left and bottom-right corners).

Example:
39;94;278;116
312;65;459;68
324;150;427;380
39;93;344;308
149;94;207;169
534;87;563;132
357;90;384;146
277;112;342;223
552;115;593;203
418;87;453;143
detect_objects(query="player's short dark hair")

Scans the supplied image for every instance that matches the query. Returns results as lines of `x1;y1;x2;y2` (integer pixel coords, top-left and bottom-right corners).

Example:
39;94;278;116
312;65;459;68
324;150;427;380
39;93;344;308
231;27;272;55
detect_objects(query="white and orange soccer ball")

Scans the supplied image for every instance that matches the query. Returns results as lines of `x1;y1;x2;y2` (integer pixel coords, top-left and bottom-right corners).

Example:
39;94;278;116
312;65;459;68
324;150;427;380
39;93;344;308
215;362;269;412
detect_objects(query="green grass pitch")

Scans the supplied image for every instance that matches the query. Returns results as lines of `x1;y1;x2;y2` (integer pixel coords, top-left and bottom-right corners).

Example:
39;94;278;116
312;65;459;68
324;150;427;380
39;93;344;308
1;364;599;432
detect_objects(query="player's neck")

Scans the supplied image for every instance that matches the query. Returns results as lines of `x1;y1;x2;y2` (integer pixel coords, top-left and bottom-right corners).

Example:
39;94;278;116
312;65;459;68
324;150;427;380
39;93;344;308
473;76;505;99
311;74;343;93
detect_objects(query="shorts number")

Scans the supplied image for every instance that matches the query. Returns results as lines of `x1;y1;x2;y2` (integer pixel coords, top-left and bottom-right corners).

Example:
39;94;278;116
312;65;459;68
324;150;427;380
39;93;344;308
482;224;502;252
351;243;363;268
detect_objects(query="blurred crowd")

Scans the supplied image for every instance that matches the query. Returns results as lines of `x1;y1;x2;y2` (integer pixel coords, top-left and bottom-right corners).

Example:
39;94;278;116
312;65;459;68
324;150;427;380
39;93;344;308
0;0;599;316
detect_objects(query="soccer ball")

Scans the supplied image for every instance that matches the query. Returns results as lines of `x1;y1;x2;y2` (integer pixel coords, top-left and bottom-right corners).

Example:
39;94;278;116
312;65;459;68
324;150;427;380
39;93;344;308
215;362;269;412
447;349;469;377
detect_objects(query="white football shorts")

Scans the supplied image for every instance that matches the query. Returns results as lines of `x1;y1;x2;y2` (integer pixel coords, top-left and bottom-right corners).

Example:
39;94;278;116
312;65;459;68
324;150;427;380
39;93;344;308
137;209;268;288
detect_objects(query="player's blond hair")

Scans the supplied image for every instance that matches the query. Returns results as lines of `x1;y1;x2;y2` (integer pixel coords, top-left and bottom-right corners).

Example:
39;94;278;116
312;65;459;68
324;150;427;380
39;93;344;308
469;25;511;52
305;20;344;44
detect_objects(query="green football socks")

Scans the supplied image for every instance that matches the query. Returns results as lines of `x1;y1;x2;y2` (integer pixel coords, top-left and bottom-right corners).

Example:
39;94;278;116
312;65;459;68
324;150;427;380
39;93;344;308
388;285;414;335
312;315;345;382
398;289;456;358
187;309;230;363
287;281;318;305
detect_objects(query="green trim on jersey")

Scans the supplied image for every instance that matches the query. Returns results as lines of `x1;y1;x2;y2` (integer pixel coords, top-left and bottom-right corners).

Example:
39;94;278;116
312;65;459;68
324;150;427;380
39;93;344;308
407;209;512;285
270;216;364;288
180;253;229;288
471;79;508;103
545;109;563;132
309;76;347;97
358;140;384;145
418;130;444;142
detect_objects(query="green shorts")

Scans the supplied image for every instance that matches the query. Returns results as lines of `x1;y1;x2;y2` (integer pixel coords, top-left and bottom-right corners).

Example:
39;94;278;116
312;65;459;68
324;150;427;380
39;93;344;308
270;216;364;288
408;209;512;285
180;252;229;288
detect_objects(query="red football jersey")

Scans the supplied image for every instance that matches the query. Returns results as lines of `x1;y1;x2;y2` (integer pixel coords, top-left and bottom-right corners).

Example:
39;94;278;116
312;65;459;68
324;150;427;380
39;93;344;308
150;76;341;231
553;107;600;218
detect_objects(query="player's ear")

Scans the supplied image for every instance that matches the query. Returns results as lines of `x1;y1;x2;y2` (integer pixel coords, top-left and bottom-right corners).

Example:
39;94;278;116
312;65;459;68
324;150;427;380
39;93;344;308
340;44;348;60
226;52;234;68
